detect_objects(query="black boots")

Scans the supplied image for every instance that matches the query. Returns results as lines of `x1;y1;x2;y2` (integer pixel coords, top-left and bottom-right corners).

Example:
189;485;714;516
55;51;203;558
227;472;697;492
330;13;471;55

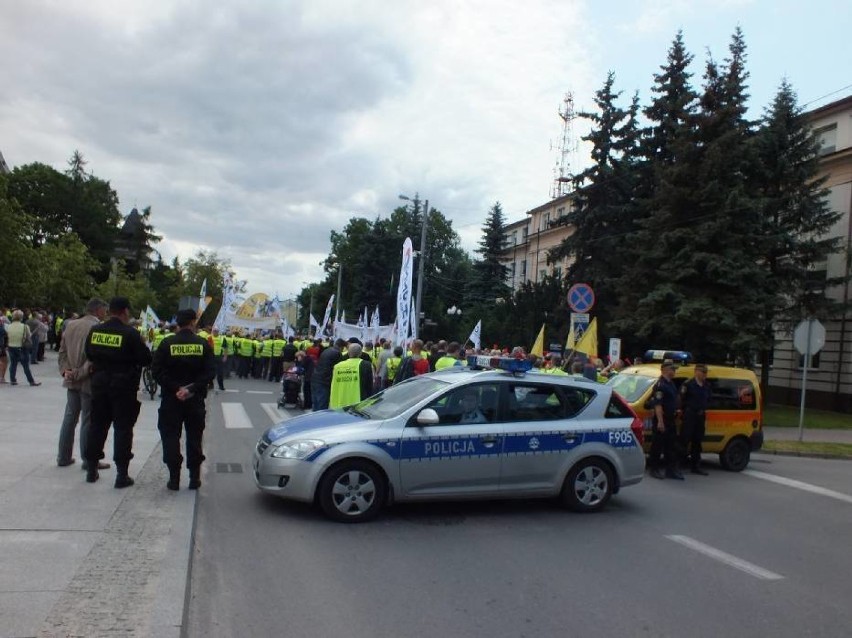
167;465;180;491
188;468;201;490
114;463;134;489
86;464;99;483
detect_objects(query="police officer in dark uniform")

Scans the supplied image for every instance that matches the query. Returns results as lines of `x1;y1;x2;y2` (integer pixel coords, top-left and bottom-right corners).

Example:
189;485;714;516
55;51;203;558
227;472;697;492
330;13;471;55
84;297;152;487
152;309;215;490
680;363;712;475
647;360;684;480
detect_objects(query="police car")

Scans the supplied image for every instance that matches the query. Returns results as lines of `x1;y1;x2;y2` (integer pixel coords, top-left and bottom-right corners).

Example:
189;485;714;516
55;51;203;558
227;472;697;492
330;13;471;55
253;356;646;522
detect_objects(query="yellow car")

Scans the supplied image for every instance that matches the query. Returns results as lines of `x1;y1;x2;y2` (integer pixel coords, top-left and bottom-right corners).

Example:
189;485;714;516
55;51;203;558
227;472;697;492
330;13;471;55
608;361;763;471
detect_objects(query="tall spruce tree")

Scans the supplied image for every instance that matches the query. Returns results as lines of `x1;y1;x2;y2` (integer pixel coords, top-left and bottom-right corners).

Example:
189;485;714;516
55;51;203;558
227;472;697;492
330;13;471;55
632;29;767;361
623;31;701;348
468;202;510;303
549;72;641;334
753;79;843;387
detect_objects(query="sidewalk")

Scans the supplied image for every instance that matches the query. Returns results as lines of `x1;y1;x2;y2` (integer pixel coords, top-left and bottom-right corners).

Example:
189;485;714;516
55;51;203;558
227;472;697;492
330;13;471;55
0;350;195;638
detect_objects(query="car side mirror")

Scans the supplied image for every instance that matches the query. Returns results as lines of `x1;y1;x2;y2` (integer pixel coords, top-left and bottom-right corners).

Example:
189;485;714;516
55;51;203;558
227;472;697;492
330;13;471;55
416;408;440;426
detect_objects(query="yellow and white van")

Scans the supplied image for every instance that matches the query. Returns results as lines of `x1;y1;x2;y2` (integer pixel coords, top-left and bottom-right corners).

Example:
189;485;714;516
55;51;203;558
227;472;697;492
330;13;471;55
608;360;763;471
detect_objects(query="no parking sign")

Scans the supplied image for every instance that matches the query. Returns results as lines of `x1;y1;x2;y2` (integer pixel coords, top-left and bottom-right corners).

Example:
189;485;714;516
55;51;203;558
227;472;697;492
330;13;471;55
567;283;595;313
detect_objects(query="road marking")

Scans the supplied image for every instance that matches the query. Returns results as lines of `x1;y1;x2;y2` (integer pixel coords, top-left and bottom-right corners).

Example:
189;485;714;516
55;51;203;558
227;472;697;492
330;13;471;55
246;390;274;395
221;403;254;429
665;535;783;581
744;470;852;505
261;402;292;425
223;389;240;393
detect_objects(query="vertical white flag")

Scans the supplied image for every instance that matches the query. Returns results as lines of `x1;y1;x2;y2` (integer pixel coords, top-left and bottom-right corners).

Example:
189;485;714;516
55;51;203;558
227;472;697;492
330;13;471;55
198;278;208;314
319;295;335;338
396;238;414;346
468;319;482;351
409;297;417;342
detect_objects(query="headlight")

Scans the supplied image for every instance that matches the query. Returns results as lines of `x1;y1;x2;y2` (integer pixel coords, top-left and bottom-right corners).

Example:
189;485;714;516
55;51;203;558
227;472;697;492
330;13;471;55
270;439;325;459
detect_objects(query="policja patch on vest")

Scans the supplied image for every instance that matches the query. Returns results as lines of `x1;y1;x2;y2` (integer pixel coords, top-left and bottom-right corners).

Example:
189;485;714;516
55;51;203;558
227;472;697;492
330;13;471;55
90;333;123;347
170;344;204;356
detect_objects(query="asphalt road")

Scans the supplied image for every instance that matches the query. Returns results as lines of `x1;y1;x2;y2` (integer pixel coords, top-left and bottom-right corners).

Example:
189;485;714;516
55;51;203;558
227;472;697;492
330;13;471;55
186;378;852;638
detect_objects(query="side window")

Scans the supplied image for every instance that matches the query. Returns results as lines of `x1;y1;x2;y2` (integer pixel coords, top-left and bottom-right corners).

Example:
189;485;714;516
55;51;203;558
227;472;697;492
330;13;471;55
422;384;499;425
707;378;756;411
506;384;593;421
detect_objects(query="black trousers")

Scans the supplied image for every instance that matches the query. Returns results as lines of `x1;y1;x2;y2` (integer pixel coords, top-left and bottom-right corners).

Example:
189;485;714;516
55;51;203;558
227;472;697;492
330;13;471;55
268;356;283;382
158;396;206;471
648;414;677;470
215;357;227;390
87;390;141;468
681;412;706;468
237;355;251;378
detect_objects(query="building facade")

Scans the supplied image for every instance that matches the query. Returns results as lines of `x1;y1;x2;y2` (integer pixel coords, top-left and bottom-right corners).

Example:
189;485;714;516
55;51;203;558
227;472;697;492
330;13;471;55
763;95;852;411
500;193;575;291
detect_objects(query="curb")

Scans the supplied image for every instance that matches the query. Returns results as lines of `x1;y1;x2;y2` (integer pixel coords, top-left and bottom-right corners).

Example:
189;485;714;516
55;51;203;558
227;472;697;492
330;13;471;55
755;449;852;461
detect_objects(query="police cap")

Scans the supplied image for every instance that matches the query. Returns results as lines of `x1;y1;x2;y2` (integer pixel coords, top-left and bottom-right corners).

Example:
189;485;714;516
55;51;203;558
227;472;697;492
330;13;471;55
694;363;708;372
660;360;677;371
109;296;131;314
176;308;197;327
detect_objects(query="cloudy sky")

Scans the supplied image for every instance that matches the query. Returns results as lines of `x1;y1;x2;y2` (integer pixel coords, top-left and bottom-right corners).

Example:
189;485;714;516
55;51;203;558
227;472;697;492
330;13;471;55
2;0;849;300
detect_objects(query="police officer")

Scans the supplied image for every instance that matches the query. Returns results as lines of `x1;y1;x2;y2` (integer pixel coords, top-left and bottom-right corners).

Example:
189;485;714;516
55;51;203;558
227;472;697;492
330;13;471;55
680;363;712;475
647;360;684;480
152;309;215;490
210;327;229;392
84;297;152;487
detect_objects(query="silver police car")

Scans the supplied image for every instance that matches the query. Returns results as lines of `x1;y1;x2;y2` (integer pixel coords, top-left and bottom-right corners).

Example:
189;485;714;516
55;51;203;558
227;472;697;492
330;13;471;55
253;357;645;522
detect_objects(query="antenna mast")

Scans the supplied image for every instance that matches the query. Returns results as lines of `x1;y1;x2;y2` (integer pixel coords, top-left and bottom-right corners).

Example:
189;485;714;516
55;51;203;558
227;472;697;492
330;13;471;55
550;92;576;199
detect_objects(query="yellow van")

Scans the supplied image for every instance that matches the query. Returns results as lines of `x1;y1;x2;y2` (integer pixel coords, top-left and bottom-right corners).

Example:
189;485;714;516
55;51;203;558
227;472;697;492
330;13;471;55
607;361;763;471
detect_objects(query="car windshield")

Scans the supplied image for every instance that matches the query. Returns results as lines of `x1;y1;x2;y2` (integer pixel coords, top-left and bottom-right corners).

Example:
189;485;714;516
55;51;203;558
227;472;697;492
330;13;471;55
607;374;656;404
349;376;451;420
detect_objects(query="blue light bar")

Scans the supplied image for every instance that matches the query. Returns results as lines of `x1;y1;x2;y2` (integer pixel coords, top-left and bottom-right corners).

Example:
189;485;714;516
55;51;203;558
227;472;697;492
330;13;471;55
466;355;533;373
643;349;692;364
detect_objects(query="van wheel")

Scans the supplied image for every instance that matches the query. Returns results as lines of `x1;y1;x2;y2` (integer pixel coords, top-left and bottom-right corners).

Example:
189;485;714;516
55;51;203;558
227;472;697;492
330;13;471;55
561;458;613;512
719;438;750;472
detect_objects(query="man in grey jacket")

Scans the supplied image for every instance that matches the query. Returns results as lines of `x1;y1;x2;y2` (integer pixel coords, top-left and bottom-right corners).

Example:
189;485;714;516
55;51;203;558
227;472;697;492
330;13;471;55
57;298;110;470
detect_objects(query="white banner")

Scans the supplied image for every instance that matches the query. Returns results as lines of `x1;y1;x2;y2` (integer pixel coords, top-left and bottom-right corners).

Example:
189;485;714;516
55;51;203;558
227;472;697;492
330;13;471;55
333;320;395;344
396;238;414;346
319;295;335;338
221;312;280;331
468;319;482;351
198;278;208;314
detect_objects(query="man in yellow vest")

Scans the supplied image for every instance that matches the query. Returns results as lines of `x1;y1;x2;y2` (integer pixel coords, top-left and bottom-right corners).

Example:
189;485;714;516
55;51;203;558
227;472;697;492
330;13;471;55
260;334;274;379
434;342;464;370
211;327;229;392
383;346;403;388
329;343;374;409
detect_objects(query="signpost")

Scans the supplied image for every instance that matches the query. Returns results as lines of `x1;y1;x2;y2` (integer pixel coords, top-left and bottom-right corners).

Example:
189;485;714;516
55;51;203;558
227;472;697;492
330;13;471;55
567;283;595;313
793;318;826;442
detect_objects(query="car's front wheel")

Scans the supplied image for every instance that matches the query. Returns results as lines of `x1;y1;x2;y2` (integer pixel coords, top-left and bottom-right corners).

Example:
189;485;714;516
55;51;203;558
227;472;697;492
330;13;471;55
318;460;387;523
561;458;613;512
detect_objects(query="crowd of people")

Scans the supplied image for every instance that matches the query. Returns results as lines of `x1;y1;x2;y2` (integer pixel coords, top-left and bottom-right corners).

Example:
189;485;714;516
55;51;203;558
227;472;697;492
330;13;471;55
6;299;709;492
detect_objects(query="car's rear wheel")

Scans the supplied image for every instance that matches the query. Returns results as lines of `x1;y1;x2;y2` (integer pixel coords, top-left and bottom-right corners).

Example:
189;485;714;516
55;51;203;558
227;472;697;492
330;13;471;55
719;437;750;472
318;460;387;523
561;458;613;512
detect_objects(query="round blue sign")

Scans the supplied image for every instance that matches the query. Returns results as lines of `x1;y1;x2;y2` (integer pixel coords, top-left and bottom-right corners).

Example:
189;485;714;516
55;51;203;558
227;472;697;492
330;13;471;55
567;283;595;313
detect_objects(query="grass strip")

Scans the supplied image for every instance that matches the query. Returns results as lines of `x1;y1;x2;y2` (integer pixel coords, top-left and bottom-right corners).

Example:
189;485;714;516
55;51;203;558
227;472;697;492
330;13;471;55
764;404;852;430
762;440;852;457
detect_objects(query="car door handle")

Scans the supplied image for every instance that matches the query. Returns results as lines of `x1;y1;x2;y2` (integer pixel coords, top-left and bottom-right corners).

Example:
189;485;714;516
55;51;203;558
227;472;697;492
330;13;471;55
480;436;498;447
563;434;578;442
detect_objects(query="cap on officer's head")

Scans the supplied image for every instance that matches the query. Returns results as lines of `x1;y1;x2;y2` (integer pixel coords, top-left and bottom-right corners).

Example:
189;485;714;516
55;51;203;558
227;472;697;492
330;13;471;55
175;308;197;328
694;363;708;372
661;360;677;371
109;296;131;314
348;337;362;346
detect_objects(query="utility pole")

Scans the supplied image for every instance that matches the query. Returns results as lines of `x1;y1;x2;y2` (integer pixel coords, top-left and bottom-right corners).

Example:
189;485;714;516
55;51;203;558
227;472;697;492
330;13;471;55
335;264;343;322
415;199;428;338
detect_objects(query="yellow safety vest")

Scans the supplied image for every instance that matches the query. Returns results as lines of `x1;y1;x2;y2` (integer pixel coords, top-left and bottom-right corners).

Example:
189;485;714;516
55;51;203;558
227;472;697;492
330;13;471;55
212;335;228;356
262;339;274;357
272;339;286;357
386;356;401;382
435;356;460;371
329;358;363;409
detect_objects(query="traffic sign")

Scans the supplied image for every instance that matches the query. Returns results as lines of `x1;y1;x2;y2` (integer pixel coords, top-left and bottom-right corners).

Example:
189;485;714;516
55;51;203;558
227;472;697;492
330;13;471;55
608;338;621;363
793;319;825;356
567;283;595;313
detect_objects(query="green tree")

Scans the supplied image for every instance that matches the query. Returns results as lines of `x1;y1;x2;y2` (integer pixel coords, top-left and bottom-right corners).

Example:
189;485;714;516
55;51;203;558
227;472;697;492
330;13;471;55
752;79;844;386
32;234;99;310
181;251;232;325
549;72;641;335
65;151;122;279
0;176;38;303
468;202;510;303
5;163;72;246
94;260;158;313
147;255;184;318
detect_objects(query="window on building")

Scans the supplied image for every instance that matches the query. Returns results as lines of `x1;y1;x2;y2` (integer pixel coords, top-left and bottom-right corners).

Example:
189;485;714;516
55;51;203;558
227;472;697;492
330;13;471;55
541;212;550;232
814;124;837;156
522;227;528;241
553;266;562;278
557;207;565;218
520;260;527;278
798;352;821;370
512;231;517;246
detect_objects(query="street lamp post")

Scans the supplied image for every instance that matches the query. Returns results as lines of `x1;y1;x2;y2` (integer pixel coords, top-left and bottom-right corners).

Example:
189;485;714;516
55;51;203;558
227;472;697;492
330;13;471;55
335;263;343;322
399;194;429;337
447;305;462;340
